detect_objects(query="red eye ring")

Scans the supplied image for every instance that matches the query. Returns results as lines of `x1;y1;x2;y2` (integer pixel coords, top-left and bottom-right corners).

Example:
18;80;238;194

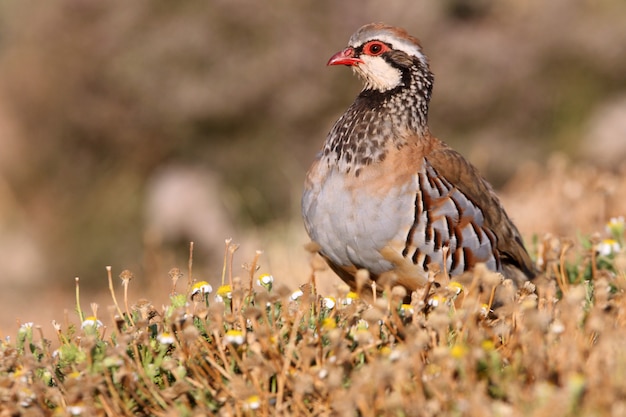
364;41;389;56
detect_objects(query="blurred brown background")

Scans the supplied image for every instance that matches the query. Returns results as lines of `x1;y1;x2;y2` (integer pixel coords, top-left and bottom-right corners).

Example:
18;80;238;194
1;0;626;334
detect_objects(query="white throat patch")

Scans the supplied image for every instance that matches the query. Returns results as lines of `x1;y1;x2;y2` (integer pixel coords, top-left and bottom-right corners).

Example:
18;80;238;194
353;55;402;92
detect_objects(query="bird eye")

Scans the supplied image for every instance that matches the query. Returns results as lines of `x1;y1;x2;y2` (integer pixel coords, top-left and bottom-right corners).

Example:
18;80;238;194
364;41;387;56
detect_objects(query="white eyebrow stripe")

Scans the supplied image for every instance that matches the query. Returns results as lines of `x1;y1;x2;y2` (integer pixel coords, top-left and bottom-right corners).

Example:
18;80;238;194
349;32;425;62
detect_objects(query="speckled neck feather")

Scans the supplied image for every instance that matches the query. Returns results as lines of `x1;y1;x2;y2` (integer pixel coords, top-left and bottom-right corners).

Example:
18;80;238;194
322;60;433;176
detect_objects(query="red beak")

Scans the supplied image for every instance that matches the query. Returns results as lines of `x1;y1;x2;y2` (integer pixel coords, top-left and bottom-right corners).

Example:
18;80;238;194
327;47;363;66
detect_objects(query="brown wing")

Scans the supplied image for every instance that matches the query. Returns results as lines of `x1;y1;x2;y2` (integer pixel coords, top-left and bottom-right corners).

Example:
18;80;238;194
423;134;536;281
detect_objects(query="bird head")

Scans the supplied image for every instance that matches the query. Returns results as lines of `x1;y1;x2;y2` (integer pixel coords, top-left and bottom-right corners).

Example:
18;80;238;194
328;23;430;93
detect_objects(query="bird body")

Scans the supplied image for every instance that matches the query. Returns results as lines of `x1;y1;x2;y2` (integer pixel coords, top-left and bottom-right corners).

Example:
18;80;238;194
302;23;535;294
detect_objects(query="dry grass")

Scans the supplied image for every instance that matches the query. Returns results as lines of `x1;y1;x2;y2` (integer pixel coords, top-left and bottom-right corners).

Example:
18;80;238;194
1;0;625;286
1;223;626;416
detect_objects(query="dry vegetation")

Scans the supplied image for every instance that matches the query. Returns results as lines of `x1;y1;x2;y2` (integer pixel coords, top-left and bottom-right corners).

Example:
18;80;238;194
1;0;625;290
2;221;626;416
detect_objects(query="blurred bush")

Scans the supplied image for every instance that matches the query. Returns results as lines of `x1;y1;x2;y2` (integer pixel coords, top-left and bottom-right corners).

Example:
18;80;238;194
0;0;624;287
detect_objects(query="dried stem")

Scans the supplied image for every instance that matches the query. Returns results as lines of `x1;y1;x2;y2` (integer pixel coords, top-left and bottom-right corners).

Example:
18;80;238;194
188;241;194;291
75;277;84;322
106;266;124;321
222;238;232;286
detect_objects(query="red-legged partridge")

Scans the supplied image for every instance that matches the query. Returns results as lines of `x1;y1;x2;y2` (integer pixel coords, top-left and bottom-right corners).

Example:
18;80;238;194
302;23;535;295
